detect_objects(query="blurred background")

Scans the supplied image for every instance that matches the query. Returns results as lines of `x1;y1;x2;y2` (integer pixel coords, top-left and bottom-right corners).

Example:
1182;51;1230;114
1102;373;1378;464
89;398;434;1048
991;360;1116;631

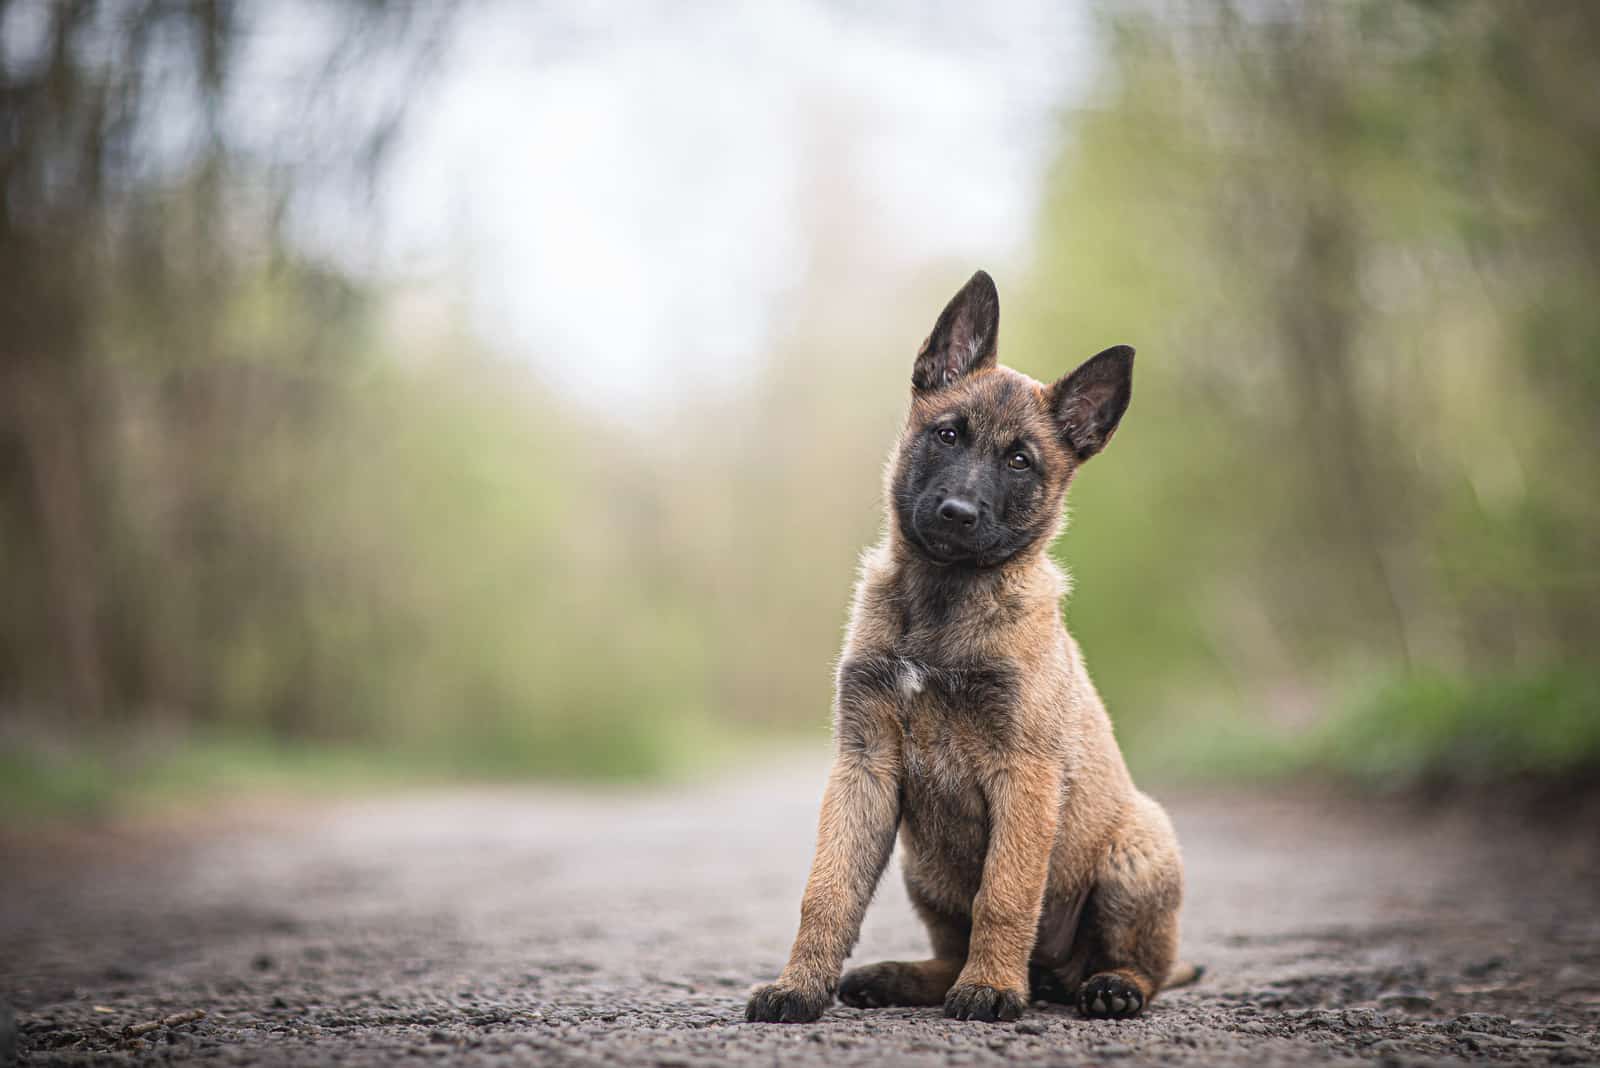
3;0;1597;817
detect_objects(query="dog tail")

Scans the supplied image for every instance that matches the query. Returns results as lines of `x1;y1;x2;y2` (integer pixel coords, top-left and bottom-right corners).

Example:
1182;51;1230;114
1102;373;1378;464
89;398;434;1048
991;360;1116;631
1164;961;1206;990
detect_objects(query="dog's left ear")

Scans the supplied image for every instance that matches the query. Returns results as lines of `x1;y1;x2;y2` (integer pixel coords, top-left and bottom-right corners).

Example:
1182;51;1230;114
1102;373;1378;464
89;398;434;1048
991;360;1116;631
1049;345;1134;461
912;270;1000;392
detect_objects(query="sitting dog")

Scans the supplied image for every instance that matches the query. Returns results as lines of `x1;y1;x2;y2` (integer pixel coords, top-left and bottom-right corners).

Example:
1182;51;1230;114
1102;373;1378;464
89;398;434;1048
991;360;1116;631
746;271;1195;1024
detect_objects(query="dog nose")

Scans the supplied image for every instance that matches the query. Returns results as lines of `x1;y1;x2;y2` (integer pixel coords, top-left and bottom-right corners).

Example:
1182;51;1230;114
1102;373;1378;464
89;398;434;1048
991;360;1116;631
937;497;979;528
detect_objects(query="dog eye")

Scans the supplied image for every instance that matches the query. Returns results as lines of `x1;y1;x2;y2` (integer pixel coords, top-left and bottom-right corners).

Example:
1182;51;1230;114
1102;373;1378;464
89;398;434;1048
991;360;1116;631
1007;452;1031;470
936;427;958;445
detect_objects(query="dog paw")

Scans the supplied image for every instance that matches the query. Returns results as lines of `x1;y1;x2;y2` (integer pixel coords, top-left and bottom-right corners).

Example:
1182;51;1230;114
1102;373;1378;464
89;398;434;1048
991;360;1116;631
745;981;831;1023
1077;972;1146;1019
839;962;909;1008
943;982;1026;1022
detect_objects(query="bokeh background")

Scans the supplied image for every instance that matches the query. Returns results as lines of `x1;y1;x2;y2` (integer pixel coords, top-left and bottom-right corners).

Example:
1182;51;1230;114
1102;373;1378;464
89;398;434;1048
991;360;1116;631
3;0;1597;816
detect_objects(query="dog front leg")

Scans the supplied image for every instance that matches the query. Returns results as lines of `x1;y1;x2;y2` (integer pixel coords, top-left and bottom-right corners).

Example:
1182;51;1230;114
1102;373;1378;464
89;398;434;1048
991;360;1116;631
746;750;900;1023
944;763;1060;1022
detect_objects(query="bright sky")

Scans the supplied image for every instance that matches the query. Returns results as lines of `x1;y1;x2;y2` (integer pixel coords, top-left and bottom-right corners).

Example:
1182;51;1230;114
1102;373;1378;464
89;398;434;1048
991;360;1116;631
377;2;1095;403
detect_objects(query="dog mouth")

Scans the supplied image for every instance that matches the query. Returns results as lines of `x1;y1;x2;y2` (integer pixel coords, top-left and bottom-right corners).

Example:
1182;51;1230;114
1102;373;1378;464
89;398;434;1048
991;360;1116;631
896;493;1009;567
922;541;969;565
910;525;986;566
911;518;1036;570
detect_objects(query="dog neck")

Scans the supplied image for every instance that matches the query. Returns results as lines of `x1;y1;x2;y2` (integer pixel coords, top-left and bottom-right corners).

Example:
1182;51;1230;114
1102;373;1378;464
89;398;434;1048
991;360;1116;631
880;526;1062;654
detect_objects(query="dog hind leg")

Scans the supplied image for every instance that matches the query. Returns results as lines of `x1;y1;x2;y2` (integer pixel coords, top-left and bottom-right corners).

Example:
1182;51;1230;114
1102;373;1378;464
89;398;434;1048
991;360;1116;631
839;885;968;1008
1075;793;1183;1020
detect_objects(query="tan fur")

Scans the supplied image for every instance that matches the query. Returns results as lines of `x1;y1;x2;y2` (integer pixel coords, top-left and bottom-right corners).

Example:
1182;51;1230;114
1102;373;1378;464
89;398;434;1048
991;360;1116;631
747;282;1188;1025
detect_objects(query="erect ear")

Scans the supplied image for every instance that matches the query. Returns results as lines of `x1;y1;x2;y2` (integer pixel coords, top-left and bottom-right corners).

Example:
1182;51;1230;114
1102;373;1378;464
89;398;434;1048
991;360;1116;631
1049;345;1134;461
912;270;1000;392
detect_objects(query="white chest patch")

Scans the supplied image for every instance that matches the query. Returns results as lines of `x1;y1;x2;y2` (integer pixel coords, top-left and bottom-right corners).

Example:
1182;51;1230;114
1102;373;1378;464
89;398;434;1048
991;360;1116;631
897;657;926;698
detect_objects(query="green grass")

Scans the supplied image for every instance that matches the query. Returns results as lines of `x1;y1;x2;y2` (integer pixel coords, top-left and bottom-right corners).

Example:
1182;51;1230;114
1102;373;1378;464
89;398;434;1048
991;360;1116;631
0;735;425;822
0;719;760;824
6;668;1593;825
1129;667;1600;791
1316;668;1600;788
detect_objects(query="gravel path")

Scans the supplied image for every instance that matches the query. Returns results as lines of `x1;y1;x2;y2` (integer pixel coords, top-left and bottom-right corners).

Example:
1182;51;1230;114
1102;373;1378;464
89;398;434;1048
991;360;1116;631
3;754;1598;1066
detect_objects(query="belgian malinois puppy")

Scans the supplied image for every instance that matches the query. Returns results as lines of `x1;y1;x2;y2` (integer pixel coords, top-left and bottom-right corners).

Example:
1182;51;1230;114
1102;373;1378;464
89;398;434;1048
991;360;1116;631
746;270;1193;1024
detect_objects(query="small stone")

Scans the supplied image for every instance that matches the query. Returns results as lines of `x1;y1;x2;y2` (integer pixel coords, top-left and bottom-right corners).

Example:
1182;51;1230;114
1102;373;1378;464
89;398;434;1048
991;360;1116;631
1453;1012;1510;1031
1377;993;1433;1012
1015;1020;1047;1035
1342;1009;1389;1029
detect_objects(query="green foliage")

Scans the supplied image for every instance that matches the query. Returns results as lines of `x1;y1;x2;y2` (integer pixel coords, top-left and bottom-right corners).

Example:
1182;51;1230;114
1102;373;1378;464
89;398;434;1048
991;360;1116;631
1130;669;1600;791
5;1;1598;805
1007;0;1600;784
160;345;720;778
1320;670;1600;788
0;731;638;822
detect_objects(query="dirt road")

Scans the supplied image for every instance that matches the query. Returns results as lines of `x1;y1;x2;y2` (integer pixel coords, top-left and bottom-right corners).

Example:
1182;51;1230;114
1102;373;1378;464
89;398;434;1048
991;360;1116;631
3;754;1598;1066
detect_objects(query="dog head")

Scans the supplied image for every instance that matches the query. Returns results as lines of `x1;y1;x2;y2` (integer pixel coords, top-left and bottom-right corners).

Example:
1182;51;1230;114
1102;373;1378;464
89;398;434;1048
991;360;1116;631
890;270;1134;569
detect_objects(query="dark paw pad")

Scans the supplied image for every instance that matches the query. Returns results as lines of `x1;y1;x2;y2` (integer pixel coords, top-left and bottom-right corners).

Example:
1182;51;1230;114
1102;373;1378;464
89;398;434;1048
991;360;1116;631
1077;973;1146;1019
943;983;1026;1023
745;982;830;1024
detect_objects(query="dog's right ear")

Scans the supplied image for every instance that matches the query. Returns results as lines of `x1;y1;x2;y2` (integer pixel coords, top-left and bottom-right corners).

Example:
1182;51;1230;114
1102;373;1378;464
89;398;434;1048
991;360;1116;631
912;270;1000;392
1049;345;1134;461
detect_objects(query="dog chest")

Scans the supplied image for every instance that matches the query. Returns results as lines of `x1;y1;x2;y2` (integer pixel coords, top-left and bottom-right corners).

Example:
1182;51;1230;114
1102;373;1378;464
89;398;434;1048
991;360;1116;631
895;660;1016;884
836;653;1021;859
838;653;1021;730
899;730;991;900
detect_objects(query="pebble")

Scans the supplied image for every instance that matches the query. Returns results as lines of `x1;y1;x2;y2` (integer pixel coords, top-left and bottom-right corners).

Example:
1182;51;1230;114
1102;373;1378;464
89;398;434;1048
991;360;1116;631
1376;992;1433;1011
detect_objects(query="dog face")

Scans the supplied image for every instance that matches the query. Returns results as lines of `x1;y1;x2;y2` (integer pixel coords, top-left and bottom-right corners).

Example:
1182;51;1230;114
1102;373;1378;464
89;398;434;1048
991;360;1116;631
890;271;1134;569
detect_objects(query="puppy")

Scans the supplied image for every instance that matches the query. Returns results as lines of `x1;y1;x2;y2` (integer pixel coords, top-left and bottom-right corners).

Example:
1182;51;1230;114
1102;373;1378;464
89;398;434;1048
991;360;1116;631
746;271;1192;1024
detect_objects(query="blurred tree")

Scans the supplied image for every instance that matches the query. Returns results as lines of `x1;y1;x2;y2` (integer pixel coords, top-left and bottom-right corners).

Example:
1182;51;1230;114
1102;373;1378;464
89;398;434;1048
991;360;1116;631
0;0;452;726
1014;0;1600;746
5;0;1594;793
